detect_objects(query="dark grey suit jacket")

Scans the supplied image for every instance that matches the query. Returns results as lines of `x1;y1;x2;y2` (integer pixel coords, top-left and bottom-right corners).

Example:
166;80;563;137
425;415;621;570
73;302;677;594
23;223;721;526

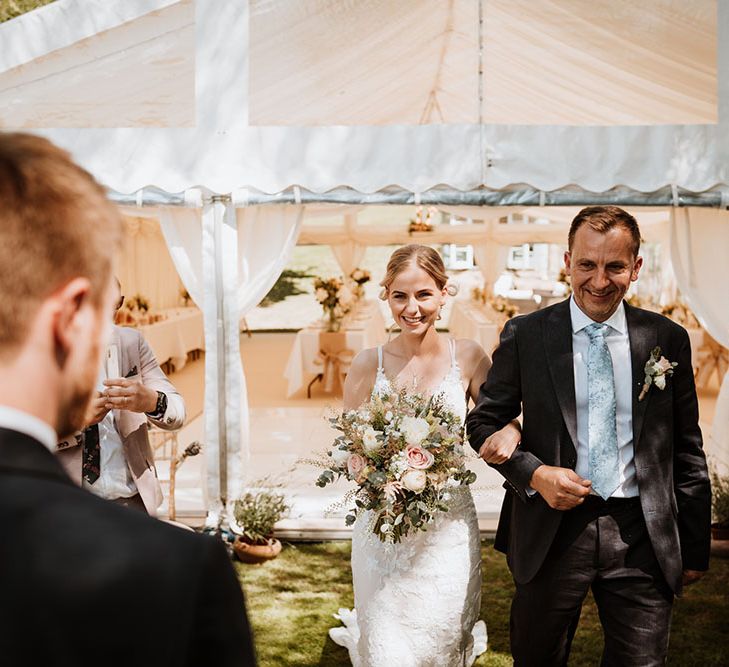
466;299;711;594
0;428;256;666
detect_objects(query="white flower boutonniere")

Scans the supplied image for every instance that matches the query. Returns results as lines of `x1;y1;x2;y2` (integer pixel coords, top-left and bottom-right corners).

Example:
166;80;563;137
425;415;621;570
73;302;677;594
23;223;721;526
639;346;677;401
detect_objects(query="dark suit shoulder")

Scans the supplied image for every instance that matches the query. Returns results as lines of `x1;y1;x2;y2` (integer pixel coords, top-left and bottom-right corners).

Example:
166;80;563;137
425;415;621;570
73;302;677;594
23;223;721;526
504;297;570;331
625;304;690;340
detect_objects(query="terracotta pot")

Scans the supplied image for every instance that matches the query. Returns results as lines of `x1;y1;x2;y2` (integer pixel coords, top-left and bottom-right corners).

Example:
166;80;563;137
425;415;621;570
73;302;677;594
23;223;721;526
233;537;282;564
711;522;729;541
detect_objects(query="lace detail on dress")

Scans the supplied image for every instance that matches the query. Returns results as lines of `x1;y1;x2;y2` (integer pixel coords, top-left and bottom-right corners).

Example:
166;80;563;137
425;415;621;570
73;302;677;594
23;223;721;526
329;339;488;666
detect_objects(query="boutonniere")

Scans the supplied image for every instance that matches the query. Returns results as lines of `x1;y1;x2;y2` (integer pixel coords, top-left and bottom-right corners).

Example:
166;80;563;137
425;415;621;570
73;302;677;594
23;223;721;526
639;346;677;401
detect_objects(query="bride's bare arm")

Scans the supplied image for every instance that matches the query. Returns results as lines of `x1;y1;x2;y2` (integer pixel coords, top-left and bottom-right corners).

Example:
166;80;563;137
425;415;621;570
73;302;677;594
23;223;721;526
459;339;521;464
343;349;378;411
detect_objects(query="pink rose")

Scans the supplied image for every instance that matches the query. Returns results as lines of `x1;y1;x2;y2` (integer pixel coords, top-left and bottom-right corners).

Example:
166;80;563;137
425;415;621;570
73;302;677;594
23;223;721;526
347;453;366;480
406;445;435;470
656;357;673;373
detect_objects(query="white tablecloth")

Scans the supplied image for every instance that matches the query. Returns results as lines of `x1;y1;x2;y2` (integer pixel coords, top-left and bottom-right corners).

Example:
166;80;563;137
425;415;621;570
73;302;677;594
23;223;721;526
284;300;387;397
448;301;501;354
138;307;205;371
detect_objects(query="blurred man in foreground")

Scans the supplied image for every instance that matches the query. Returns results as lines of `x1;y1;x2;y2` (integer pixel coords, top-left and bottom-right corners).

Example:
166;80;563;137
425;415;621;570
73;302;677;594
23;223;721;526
0;132;256;666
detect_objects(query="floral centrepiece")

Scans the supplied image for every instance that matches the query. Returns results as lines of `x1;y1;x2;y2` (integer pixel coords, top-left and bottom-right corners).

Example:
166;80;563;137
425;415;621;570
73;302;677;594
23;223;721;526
639;346;677;401
315;389;476;543
314;276;355;332
349;268;371;301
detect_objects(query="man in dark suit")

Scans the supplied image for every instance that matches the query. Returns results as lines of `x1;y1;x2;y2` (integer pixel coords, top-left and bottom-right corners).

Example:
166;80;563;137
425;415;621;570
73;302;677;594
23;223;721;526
0;132;256;666
468;206;711;666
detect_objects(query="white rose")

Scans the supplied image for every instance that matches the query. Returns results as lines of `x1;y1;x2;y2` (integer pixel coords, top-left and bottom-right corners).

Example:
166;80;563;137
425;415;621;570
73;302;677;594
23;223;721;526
385;410;393;423
362;427;381;453
315;287;329;303
401;469;427;494
337;286;354;306
654;374;666;390
330;447;350;466
400;416;430;446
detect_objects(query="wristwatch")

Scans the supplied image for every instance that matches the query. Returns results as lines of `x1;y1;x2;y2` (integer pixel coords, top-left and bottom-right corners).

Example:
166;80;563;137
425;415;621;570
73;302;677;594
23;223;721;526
145;391;168;419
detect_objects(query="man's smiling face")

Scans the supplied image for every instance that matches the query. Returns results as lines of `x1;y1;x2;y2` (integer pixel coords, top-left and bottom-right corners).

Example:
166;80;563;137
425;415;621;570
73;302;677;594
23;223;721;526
565;224;643;322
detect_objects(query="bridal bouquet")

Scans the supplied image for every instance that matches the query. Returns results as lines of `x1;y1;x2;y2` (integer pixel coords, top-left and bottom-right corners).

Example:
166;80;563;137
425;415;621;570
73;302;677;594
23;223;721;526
315;389;476;543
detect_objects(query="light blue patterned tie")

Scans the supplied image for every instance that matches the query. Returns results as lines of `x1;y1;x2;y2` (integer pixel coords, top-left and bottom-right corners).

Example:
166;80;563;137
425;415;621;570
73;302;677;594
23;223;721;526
586;323;620;499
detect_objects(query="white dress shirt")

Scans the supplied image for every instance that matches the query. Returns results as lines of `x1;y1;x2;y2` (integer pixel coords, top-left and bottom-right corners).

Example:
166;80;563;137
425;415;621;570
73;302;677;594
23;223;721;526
82;370;138;500
570;297;638;498
0;405;56;452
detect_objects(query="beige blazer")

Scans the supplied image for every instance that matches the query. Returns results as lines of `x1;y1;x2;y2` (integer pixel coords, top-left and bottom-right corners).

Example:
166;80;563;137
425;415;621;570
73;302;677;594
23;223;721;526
56;325;186;516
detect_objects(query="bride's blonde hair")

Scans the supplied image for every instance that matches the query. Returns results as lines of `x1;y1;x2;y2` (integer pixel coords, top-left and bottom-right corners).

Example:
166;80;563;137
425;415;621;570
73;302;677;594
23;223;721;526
379;244;458;300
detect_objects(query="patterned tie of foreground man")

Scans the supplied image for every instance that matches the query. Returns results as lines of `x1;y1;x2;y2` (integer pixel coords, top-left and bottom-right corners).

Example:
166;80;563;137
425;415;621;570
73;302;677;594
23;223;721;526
468;205;710;666
0;132;256;667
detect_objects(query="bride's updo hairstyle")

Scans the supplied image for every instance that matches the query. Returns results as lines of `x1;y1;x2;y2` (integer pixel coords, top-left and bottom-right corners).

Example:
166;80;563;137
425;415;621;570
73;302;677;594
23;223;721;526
379;244;458;300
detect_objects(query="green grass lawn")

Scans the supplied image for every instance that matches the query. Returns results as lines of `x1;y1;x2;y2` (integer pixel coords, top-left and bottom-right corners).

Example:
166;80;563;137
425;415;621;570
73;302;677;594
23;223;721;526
236;541;729;666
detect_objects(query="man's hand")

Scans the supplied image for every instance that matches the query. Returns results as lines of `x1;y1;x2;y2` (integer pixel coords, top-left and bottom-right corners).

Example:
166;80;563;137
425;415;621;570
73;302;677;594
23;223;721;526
103;378;157;414
84;392;110;426
529;465;592;510
479;421;521;464
682;569;705;587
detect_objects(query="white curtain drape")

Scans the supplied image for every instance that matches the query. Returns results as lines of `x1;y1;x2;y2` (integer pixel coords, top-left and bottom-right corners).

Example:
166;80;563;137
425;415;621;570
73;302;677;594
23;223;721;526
330;213;366;275
118;215;185;310
158;201;304;521
670;208;729;472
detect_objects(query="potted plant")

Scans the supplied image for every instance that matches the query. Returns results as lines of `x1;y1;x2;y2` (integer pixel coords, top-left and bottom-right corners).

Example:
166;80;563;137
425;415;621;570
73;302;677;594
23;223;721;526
711;466;729;541
232;487;290;563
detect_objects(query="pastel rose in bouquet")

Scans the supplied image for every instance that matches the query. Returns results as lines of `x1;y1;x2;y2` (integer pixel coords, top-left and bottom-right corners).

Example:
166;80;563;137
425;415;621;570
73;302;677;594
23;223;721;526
315;388;476;543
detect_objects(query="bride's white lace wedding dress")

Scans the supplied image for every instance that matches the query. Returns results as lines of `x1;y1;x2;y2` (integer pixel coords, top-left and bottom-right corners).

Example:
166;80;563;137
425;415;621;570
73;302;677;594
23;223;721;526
329;340;488;666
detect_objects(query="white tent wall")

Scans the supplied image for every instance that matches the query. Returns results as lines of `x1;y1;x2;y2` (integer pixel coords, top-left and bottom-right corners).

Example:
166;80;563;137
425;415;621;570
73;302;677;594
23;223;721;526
670;208;729;473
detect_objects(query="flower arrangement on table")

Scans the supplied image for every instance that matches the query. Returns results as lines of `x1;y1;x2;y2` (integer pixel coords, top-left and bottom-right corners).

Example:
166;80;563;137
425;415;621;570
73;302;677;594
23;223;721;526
556;268;572;296
313;389;477;543
471;285;491;305
349;268;371;301
408;206;436;234
127;294;150;313
661;301;700;329
488;295;518;320
314;276;356;332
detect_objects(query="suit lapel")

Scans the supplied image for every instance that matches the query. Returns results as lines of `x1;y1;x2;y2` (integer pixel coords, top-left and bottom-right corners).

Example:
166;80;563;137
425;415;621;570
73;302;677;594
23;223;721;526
544;300;578;456
625;303;656;452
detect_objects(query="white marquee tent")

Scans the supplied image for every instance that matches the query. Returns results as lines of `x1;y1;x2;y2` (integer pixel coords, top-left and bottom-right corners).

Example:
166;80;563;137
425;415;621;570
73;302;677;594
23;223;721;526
2;0;729;520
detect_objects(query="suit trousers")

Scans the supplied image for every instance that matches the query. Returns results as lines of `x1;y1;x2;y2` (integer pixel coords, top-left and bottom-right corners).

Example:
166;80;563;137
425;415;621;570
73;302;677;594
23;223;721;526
510;496;674;667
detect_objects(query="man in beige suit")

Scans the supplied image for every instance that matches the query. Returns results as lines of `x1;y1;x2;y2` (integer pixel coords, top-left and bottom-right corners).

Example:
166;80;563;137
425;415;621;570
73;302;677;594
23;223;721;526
57;284;186;515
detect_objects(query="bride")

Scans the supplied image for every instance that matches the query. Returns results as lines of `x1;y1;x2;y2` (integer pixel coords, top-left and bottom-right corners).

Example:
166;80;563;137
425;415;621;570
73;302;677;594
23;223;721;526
329;244;521;666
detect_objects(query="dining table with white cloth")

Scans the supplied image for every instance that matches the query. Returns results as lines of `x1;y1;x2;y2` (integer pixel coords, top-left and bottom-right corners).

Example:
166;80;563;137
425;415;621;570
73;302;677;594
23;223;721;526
137;307;205;371
447;300;501;354
284;300;387;397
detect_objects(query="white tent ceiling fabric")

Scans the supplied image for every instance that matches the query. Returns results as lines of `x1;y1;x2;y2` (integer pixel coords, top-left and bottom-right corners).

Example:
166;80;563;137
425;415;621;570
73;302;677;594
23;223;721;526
0;0;726;194
0;0;195;128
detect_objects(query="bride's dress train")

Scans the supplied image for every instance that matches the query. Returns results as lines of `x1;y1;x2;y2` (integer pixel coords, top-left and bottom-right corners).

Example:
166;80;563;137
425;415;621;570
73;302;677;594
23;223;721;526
329;341;488;666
